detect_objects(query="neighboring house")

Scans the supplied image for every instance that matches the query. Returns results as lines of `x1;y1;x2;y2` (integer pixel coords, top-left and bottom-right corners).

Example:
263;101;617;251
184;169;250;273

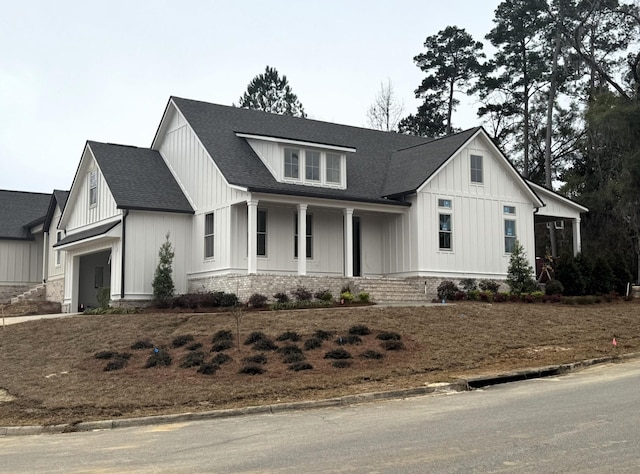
43;190;70;303
49;97;587;311
0;190;51;303
1;96;587;311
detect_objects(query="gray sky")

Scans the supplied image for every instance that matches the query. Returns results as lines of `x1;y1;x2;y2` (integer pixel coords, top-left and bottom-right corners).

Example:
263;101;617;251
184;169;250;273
1;0;501;193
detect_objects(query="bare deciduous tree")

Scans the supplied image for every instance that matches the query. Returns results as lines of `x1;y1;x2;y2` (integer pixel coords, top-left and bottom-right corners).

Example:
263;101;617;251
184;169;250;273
367;79;404;131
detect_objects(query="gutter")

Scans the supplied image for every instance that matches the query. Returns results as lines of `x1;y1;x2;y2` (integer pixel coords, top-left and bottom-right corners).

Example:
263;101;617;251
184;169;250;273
120;210;129;299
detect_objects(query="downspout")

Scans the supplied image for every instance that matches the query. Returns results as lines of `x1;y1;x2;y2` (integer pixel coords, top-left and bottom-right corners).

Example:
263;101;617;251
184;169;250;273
42;231;49;283
120;210;129;299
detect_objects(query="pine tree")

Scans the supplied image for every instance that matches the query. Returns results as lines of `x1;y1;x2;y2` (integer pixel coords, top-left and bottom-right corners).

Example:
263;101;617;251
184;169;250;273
152;233;175;304
238;66;306;117
506;240;539;294
411;25;486;136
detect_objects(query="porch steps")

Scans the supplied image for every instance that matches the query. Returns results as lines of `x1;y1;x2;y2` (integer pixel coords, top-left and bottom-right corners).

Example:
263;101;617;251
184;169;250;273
10;284;46;305
352;278;432;304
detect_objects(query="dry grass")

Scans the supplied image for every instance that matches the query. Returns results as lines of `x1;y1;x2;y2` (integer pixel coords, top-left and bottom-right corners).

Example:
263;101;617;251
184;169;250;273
1;301;639;426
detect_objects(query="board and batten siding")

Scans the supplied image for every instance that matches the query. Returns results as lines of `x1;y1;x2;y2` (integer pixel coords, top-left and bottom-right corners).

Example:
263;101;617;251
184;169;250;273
47;204;65;280
65;151;119;232
0;239;42;283
414;135;536;277
124;212;191;298
155;106;248;276
246;139;280;179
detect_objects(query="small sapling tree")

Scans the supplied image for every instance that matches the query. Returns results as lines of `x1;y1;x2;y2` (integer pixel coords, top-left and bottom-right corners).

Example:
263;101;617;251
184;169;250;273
152;232;175;305
506;240;538;294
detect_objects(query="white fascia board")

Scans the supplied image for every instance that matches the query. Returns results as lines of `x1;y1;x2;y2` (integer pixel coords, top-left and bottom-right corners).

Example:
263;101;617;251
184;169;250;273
250;192;408;214
528;181;589;213
235;133;356;153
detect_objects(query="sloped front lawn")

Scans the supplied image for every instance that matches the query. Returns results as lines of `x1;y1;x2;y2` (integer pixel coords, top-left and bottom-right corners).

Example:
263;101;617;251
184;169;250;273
0;302;638;426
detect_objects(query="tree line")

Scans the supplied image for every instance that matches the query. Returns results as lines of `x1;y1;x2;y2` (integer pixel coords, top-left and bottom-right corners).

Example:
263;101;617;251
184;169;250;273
237;0;640;288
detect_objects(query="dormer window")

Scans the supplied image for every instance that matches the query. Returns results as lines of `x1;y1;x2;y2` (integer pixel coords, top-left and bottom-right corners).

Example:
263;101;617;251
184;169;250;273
326;153;341;184
284;148;300;179
306;151;320;181
236;133;352;190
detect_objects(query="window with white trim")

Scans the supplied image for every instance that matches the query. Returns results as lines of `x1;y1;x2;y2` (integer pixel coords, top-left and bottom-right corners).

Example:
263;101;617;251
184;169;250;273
439;214;452;250
89;170;98;207
470;155;483;184
257;209;267;256
284;148;300;179
504;219;516;253
504;205;516;215
305;151;320;181
326;153;341;184
55;231;62;266
294;213;313;259
438;198;452;209
204;212;214;258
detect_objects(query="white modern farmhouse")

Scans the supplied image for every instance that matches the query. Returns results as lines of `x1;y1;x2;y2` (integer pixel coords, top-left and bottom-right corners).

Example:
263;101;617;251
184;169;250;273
0;97;587;311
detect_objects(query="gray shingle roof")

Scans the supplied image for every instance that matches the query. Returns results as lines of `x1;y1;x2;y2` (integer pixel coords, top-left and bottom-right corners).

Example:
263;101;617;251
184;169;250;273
43;190;70;231
87;142;193;214
170;97;446;205
382;128;482;197
0;190;51;240
54;221;120;247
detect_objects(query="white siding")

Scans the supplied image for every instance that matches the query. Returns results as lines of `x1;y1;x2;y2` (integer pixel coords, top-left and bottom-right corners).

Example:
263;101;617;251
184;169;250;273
65;149;119;231
0;240;41;283
413;136;536;277
359;215;384;275
47;204;65;280
124;212;191;297
156;106;248;277
246;139;280;179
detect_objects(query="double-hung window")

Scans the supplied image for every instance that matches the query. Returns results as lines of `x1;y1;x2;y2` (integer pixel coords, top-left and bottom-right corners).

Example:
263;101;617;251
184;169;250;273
204;213;214;258
305;151;320;181
504;205;516;253
326;153;341;184
470;155;483;184
55;231;62;266
439;214;452;250
89;170;98;207
504;220;516;253
284;148;300;179
257;209;267;256
294;213;313;259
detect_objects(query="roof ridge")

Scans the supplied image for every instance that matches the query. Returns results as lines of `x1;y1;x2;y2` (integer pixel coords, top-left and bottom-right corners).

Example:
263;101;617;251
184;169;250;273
394;127;481;153
0;189;51;196
171;96;434;140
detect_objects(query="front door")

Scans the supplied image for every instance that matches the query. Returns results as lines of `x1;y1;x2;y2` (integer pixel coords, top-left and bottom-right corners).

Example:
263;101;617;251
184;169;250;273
353;217;361;277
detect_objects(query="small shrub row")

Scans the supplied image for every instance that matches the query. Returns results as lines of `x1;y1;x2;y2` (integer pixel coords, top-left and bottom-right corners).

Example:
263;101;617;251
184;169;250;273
165;291;239;309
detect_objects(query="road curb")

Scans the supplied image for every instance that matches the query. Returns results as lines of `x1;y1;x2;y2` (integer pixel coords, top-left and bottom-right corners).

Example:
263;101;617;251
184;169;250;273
2;353;638;437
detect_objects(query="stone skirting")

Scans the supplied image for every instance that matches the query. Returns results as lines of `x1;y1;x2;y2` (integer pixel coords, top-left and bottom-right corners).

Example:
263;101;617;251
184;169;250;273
188;274;353;303
45;278;65;304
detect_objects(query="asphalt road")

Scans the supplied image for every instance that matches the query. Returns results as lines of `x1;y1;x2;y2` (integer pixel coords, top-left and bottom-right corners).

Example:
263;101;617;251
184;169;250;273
3;359;640;473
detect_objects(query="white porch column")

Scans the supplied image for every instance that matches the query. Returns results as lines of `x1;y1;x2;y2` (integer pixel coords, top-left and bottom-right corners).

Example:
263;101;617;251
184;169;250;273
343;208;354;277
573;217;582;256
247;199;258;274
297;204;307;276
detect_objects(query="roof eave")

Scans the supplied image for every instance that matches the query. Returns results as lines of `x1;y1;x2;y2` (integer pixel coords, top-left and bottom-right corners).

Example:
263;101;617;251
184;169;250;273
247;186;411;207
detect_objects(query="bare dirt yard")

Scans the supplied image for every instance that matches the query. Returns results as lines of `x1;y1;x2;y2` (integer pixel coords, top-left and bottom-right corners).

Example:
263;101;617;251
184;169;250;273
1;301;639;427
